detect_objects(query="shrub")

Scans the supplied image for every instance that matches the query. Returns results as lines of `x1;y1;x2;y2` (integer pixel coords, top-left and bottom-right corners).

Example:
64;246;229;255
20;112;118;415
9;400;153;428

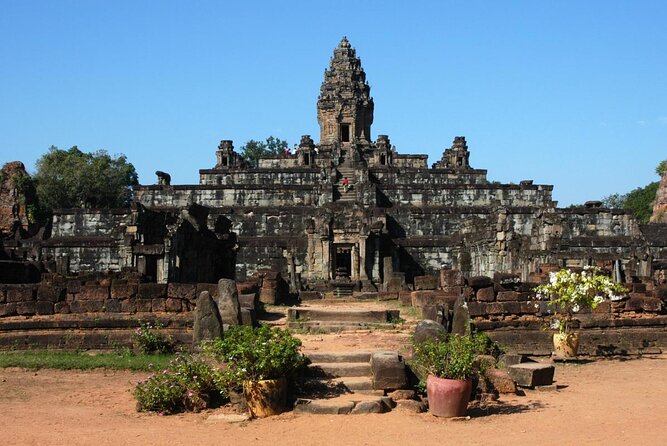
133;354;225;414
133;322;175;355
203;325;308;385
412;333;491;382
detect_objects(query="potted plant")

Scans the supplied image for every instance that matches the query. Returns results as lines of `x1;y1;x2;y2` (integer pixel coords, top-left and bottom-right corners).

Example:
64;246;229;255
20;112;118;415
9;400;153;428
535;266;627;357
203;325;308;418
411;333;487;417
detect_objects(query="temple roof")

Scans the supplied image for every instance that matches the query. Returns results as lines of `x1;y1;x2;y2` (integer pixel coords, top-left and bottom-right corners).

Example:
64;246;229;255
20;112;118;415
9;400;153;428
318;37;373;107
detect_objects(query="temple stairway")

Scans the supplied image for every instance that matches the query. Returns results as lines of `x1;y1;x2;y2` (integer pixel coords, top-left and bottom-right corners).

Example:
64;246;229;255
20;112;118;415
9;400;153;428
287;306;402;333
286;300;421;414
334;164;356;203
294;350;398;414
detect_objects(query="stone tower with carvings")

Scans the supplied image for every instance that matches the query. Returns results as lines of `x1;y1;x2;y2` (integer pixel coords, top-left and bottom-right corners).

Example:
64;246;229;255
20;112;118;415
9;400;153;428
317;36;374;150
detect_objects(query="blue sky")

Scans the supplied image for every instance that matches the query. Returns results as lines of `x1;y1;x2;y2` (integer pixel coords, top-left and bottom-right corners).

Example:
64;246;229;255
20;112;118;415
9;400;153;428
1;0;665;206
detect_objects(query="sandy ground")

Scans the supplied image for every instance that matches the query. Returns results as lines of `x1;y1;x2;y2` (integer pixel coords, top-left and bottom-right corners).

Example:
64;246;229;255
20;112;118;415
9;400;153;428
1;354;666;446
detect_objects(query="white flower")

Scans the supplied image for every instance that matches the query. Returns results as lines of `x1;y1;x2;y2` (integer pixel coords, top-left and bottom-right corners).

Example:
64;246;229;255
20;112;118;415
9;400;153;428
572;304;580;313
593;296;604;304
534;302;540;309
549;272;557;285
550;319;560;329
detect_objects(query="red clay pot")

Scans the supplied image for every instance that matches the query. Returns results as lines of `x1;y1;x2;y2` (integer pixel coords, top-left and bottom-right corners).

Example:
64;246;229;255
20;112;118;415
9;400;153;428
426;374;472;417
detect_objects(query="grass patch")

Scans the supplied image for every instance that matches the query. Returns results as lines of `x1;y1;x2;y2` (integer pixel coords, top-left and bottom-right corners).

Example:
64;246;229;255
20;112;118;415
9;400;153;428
0;350;174;371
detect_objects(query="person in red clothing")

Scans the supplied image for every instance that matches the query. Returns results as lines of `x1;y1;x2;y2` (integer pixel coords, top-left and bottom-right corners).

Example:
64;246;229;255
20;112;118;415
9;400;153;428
342;176;349;193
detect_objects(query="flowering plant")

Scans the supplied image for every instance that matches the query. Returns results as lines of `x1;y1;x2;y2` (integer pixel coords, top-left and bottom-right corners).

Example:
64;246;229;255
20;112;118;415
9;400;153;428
133;321;174;354
534;266;627;334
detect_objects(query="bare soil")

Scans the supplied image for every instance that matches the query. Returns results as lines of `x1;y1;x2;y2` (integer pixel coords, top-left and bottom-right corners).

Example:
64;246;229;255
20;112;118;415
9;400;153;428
2;352;665;446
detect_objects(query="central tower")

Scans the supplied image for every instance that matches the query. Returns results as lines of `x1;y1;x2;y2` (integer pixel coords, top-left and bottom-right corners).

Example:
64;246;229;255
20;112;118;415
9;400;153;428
317;37;374;148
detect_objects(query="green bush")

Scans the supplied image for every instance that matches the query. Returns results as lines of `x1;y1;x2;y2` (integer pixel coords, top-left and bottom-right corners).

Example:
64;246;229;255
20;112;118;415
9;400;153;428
203;325;308;385
412;333;491;381
133;354;225;414
133;322;175;355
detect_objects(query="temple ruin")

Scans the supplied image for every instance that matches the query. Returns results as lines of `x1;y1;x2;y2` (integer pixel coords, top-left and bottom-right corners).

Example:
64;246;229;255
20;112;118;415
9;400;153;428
34;37;664;291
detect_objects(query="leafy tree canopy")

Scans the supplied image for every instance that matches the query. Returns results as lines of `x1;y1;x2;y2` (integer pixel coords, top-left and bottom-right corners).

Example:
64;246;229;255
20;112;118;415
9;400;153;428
239;136;289;168
601;159;664;224
34;146;138;211
622;182;659;224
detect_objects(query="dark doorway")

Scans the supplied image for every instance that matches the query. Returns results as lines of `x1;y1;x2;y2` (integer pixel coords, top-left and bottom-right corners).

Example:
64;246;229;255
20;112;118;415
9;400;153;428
334;245;352;278
340;124;351;142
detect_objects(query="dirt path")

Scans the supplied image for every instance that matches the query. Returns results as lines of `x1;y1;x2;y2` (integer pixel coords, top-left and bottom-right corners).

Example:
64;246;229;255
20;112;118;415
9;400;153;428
2;354;666;446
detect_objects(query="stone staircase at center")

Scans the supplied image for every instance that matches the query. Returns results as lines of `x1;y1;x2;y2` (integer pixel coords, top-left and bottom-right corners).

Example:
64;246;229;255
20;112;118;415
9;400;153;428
295;351;396;415
334;164;356;203
287;307;401;333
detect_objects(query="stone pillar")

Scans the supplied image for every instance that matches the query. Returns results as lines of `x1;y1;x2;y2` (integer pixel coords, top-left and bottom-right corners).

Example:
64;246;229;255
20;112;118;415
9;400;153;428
157;256;166;284
217;278;241;327
372;234;381;283
160;238;171;284
351;244;359;280
259;271;279;305
322;239;331;280
358;236;368;280
383;256;393;286
287;253;298;293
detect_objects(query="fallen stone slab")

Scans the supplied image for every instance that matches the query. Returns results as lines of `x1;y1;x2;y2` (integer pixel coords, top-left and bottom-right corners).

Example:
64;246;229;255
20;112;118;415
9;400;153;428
388;389;416;401
507;363;555;387
205;413;250;423
293;398;355;415
484;368;517;394
498;353;528;367
395;399;427;413
350;399;386;414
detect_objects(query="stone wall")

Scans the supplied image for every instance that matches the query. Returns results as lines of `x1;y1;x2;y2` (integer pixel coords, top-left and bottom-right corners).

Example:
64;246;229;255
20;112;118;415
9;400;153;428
405;268;667;354
134;185;320;208
41;209;133;273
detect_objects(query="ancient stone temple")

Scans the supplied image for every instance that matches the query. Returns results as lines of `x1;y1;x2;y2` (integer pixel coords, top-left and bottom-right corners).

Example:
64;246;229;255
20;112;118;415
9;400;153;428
40;37;665;290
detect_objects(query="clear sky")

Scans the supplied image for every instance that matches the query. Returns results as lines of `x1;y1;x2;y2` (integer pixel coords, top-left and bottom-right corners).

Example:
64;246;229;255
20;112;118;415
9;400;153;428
1;0;665;206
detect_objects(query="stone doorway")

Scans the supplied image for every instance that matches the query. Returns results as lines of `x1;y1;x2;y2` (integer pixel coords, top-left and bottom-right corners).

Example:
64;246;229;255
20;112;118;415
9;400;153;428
333;244;353;278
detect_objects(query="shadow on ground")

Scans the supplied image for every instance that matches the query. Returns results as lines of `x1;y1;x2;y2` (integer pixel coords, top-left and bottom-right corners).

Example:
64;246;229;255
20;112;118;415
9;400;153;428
468;400;545;418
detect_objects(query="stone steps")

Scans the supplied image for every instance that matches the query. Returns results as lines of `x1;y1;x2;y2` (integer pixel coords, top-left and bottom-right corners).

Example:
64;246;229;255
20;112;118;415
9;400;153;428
308;361;372;378
287;320;400;333
294;394;394;415
307;351;372;363
288;307;400;323
287;307;402;334
334;165;356;202
295;349;398;415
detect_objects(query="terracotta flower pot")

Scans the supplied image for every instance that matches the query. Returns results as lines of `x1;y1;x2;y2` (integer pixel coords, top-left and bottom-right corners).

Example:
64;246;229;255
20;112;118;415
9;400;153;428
243;378;287;418
553;332;580;358
426;375;472;417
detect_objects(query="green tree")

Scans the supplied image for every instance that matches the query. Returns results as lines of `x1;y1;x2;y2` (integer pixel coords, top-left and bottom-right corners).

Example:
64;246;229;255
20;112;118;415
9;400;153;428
239;136;289;168
601;159;664;224
34;146;138;211
623;182;659;224
601;193;627;209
